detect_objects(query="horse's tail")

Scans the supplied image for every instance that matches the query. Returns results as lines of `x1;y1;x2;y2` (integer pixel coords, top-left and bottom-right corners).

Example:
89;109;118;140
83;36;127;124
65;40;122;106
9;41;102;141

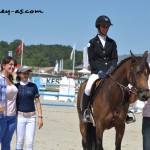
86;123;97;150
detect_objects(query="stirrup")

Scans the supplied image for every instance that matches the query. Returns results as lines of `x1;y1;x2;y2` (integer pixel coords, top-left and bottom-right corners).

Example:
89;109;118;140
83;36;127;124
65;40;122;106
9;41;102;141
82;109;95;126
82;109;91;123
126;111;136;124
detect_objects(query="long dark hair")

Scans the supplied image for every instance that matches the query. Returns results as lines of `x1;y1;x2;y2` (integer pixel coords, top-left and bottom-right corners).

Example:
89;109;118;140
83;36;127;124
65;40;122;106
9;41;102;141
1;56;17;71
1;56;17;81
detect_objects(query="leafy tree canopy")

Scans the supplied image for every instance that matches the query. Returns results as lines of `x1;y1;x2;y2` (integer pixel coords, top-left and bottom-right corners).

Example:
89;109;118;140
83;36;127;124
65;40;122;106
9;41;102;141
0;40;83;69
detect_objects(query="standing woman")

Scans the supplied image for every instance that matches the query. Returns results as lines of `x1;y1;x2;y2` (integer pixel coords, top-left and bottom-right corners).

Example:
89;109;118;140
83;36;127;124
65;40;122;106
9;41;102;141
15;66;43;150
0;56;18;149
142;76;150;150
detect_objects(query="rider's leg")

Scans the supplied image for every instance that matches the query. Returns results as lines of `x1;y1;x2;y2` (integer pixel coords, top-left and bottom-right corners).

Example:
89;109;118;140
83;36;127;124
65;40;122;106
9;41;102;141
81;93;90;122
81;74;99;122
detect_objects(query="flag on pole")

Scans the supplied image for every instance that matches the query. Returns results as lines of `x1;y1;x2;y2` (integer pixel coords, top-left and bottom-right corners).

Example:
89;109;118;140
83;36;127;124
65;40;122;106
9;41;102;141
70;44;75;60
83;47;89;69
16;42;23;55
70;43;76;76
54;60;59;72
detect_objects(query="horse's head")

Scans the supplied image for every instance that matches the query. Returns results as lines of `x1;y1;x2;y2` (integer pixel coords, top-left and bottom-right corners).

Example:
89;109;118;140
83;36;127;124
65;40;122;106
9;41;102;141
128;51;150;101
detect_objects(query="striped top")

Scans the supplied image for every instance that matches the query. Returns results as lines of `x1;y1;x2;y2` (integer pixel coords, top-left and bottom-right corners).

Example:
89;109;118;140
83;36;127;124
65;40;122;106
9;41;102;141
0;73;7;117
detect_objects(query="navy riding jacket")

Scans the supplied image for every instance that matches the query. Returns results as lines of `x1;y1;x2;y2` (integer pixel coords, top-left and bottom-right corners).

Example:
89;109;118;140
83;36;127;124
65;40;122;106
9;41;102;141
88;34;118;74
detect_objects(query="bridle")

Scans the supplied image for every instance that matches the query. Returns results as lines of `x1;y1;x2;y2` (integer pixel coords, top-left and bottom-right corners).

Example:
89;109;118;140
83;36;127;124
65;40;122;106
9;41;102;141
129;62;149;94
108;74;138;95
108;63;150;103
109;73;149;97
108;62;149;99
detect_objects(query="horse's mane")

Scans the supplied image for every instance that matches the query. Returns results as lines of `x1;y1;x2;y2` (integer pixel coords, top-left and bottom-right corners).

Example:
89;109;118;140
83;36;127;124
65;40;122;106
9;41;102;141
111;56;148;74
111;57;131;74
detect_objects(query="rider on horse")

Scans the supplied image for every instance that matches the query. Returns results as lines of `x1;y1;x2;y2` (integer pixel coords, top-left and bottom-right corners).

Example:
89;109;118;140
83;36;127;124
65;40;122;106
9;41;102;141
81;15;134;123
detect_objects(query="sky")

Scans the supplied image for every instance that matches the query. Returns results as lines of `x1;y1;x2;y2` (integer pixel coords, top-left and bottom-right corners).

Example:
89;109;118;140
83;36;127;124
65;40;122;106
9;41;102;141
0;0;150;56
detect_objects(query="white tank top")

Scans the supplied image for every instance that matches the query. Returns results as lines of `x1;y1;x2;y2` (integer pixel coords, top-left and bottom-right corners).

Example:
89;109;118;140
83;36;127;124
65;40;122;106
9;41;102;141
5;84;18;116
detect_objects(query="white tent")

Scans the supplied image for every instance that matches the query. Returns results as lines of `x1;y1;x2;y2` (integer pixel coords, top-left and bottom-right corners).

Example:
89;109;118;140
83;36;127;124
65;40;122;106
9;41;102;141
78;68;91;74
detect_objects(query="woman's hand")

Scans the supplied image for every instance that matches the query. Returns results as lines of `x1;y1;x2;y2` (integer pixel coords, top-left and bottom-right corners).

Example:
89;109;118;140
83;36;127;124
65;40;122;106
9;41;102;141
0;103;4;113
38;117;43;129
35;98;43;129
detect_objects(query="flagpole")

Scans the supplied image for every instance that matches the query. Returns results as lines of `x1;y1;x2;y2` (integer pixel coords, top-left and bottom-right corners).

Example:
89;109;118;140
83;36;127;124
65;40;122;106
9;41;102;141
20;39;23;66
72;43;75;77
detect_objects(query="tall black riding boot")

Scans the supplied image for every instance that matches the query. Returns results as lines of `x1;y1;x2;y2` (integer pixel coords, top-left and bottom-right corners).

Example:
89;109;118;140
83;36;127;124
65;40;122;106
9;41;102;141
81;93;90;122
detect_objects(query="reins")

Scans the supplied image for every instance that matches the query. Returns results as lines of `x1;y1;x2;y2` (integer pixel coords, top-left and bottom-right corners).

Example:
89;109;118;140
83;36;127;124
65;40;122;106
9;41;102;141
108;74;138;95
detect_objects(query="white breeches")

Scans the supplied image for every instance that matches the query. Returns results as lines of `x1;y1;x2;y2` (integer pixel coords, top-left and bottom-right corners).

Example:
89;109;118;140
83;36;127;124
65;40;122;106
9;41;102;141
16;115;36;150
85;74;99;96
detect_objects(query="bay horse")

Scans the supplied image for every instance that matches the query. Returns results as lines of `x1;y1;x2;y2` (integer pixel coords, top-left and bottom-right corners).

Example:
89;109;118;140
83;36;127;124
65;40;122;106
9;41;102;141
77;51;150;150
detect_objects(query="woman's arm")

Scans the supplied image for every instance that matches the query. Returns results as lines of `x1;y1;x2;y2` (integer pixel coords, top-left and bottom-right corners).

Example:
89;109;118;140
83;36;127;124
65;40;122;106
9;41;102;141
0;102;4;112
35;98;43;129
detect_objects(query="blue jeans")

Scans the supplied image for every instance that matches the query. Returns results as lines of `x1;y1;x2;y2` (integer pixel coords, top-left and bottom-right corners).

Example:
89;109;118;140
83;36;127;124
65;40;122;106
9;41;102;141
142;117;150;150
0;115;17;150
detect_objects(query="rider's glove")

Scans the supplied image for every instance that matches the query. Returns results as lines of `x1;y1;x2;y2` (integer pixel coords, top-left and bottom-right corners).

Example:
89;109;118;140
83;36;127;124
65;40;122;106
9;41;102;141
98;70;106;79
105;66;115;75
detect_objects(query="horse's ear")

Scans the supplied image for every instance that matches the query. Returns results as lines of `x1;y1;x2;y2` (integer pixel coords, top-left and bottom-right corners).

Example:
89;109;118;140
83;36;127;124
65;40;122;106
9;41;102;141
130;50;135;57
143;51;148;60
130;50;137;64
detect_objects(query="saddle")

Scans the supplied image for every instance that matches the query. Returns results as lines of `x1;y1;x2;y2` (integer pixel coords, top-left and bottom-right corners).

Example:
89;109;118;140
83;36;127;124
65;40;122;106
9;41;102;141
90;78;107;104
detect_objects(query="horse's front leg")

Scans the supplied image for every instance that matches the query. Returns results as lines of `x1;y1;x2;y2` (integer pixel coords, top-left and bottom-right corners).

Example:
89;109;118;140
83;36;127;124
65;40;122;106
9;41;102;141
80;122;87;150
115;122;125;150
96;123;104;150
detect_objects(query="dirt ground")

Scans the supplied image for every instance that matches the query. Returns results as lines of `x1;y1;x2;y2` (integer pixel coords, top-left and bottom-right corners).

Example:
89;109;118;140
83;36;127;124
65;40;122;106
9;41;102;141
11;102;143;150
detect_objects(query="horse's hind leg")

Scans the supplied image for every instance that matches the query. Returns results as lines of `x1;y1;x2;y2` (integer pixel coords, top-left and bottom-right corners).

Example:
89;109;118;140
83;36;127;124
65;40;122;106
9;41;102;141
115;123;125;150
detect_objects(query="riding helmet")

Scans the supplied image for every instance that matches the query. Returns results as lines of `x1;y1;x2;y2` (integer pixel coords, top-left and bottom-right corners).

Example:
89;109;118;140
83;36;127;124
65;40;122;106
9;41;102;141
95;15;113;28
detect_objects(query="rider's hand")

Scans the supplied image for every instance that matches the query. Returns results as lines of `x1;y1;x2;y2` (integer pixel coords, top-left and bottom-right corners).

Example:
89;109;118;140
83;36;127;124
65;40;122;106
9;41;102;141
98;70;106;79
105;66;115;75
